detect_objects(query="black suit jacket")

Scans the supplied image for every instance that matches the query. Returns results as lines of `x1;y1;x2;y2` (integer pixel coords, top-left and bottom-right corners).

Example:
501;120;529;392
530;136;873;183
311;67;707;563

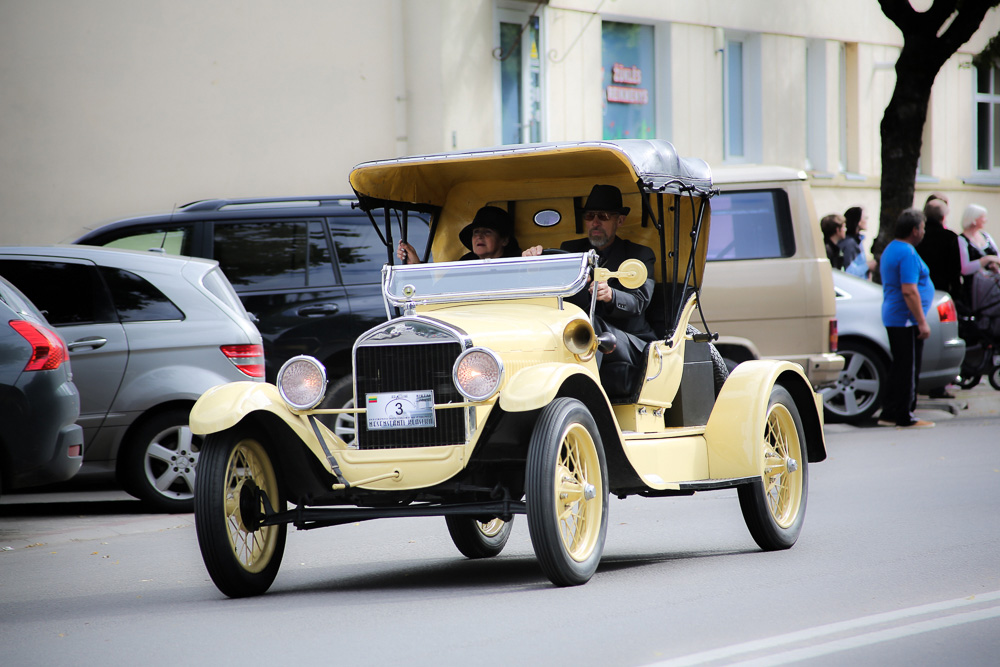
561;236;657;342
916;222;961;301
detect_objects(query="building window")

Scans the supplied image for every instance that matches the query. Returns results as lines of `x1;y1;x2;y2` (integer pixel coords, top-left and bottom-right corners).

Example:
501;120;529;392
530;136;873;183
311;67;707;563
722;32;760;162
975;63;1000;173
602;21;656;139
499;15;541;145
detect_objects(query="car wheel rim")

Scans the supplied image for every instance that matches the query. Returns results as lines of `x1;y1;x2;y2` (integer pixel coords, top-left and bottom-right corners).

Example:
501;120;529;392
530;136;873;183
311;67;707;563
554;423;602;562
477;518;506;538
820;350;879;418
763;402;803;529
334;397;356;444
224;439;281;574
144;424;201;501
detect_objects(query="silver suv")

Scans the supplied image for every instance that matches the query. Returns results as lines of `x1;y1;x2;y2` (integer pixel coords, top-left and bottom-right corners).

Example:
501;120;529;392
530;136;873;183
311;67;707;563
0;246;263;511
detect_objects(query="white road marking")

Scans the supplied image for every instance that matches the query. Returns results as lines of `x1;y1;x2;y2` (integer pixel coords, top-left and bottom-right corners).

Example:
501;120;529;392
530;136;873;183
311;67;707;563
648;591;1000;666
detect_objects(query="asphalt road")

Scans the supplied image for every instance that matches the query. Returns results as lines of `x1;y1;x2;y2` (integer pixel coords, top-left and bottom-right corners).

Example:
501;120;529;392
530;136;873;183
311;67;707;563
2;385;998;666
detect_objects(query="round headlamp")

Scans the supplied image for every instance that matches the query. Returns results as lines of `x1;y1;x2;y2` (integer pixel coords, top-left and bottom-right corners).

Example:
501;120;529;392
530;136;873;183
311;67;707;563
453;347;504;401
277;355;328;410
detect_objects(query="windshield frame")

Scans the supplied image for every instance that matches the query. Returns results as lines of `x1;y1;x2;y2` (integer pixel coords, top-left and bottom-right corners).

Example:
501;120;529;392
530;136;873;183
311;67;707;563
382;252;595;308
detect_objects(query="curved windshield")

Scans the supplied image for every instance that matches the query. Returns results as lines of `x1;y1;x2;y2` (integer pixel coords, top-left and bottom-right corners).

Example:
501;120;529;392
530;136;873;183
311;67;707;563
383;253;593;306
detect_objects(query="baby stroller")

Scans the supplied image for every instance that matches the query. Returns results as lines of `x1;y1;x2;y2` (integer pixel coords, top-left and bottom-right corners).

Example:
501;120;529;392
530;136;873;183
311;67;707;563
957;269;1000;390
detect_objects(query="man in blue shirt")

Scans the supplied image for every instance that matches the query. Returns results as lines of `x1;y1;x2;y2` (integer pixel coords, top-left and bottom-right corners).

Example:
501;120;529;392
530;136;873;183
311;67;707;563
878;208;936;428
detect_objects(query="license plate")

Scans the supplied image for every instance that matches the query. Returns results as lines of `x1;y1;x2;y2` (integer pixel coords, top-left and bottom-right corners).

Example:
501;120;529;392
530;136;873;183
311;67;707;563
365;390;436;430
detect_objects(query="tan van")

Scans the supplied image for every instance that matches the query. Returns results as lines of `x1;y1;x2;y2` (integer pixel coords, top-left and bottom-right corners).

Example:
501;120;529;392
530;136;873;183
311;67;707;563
699;166;843;388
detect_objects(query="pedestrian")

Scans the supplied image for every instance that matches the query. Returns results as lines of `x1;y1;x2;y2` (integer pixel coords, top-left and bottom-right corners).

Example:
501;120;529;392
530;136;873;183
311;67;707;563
916;196;961;302
877;208;935;428
821;213;846;270
839;206;874;278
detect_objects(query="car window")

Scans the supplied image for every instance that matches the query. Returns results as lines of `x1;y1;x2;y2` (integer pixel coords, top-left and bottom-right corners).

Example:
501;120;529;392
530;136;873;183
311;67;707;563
98;267;184;322
100;225;196;255
0;259;117;325
201;266;250;317
706;189;795;261
211;220;334;291
330;216;430;285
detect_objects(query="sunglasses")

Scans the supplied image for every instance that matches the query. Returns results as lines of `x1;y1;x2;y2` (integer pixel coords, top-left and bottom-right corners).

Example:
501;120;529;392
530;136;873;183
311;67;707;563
582;211;618;222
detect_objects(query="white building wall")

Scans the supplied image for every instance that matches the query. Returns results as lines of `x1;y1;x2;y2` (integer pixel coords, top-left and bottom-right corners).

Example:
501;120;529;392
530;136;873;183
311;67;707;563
1;0;999;246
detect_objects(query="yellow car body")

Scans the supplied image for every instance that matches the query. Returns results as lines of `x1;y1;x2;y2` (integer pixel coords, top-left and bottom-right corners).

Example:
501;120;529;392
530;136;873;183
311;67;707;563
189;140;827;598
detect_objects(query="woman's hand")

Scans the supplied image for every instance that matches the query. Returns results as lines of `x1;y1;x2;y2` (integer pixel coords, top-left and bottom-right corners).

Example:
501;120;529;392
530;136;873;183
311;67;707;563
397;240;419;264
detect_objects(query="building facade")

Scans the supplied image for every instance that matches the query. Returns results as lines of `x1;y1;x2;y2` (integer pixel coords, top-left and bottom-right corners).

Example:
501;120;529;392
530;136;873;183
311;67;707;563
2;0;998;245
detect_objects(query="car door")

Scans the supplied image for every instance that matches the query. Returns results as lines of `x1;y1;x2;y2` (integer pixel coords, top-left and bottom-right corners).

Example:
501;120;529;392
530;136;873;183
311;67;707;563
208;218;352;382
0;257;128;451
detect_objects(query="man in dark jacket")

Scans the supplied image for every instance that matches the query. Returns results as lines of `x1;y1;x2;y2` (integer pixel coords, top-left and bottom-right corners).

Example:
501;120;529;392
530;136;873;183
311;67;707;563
916;196;961;303
524;184;656;366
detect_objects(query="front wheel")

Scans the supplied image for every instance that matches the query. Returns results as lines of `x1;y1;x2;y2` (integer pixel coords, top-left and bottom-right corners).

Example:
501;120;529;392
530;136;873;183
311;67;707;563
957;373;981;389
738;385;808;551
525;398;608;587
194;425;287;598
446;516;513;558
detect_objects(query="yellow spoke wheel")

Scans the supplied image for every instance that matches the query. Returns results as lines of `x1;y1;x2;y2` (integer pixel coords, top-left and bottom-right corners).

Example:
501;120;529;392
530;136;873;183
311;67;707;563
738;385;809;550
526;398;608;587
195;425;287;598
446;516;514;559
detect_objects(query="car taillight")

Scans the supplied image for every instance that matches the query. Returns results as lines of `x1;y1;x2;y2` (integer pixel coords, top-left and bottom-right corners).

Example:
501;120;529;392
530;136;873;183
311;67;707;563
9;319;69;371
221;344;265;378
829;319;839;353
937;298;958;323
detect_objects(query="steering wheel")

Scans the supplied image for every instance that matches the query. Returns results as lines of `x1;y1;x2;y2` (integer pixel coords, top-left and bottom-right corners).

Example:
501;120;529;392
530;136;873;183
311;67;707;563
540;248;569;256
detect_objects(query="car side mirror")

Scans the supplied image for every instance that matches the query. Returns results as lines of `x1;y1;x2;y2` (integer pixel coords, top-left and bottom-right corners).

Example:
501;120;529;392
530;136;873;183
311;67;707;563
595;258;647;289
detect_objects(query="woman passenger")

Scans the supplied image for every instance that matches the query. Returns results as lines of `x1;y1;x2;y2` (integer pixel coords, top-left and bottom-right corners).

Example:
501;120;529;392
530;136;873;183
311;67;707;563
396;206;521;264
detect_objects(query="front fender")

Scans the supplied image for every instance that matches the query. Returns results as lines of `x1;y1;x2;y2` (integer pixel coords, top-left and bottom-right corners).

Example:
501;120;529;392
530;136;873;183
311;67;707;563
189;382;328;450
704;360;823;478
499;363;603;413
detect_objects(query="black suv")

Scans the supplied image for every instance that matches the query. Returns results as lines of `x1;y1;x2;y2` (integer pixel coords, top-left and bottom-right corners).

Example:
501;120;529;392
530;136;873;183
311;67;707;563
74;196;430;437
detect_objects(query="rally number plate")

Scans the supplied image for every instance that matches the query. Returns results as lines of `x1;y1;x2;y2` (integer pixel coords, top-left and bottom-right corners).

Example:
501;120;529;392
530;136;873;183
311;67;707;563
365;390;436;430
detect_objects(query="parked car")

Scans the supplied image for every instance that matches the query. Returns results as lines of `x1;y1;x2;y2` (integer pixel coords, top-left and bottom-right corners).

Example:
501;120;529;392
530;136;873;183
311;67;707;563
819;270;965;424
0;276;83;497
72;197;431;441
0;246;263;511
701;166;843;389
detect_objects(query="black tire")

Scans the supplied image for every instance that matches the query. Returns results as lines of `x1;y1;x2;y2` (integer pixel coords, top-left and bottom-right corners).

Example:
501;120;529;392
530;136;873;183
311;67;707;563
989;365;1000;391
118;407;201;512
525;398;608;586
819;340;887;424
316;375;355;445
194;425;287;598
446;516;514;558
957;372;981;389
687;325;729;396
738;385;808;551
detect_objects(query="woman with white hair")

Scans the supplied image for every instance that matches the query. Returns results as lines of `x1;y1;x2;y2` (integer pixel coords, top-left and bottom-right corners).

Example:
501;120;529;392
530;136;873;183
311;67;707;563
958;204;1000;308
959;204;1000;275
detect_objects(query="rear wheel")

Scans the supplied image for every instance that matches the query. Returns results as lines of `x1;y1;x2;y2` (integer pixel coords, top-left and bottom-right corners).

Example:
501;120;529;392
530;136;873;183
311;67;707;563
738;385;808;551
446;516;513;558
194;425;286;598
819;340;886;424
989;365;1000;391
119;407;201;512
525;398;608;587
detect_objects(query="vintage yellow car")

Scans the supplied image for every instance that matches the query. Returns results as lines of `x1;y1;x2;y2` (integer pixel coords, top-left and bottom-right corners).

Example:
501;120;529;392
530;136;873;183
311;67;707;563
190;140;827;598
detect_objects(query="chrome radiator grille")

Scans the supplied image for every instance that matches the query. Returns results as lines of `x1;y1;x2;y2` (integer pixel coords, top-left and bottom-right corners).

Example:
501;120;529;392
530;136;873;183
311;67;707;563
355;342;465;449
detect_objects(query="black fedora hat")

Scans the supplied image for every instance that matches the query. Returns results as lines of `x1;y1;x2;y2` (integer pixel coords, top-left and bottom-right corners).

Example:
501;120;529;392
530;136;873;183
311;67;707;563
459;206;514;250
582;184;629;216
